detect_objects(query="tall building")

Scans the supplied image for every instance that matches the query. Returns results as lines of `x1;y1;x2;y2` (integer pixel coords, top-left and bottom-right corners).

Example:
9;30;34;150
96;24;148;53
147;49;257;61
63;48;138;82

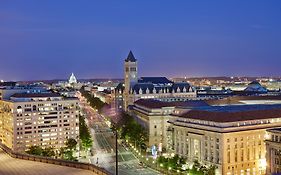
122;51;197;110
124;51;138;109
0;92;79;153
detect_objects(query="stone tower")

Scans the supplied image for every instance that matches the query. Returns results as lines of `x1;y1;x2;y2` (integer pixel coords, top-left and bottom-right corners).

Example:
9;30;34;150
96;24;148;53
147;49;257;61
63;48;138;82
124;51;138;109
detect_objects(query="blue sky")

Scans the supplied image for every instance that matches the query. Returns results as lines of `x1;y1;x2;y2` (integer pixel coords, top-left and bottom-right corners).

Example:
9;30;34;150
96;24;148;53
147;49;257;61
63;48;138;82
0;1;281;80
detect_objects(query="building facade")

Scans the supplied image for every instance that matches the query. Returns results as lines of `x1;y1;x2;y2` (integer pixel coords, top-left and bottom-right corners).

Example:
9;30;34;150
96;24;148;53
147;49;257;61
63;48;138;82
168;106;281;175
265;128;281;174
0;93;79;153
130;99;176;151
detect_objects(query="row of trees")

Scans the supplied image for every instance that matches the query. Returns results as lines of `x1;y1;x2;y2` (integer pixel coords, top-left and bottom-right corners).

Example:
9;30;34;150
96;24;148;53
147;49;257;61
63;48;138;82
156;156;216;175
25;138;78;161
80;88;107;112
157;155;185;171
26;146;55;157
114;112;148;151
189;160;217;175
79;115;93;150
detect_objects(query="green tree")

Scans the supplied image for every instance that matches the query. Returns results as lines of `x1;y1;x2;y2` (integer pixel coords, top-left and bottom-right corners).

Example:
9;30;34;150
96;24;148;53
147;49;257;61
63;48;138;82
115;112;148;151
42;147;55;157
26;146;43;156
66;138;77;150
79;88;106;112
206;165;217;175
63;150;75;161
79;115;93;150
26;146;55;158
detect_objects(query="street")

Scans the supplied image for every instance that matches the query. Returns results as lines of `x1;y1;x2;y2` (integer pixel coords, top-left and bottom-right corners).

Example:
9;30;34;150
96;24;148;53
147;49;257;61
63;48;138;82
78;94;160;175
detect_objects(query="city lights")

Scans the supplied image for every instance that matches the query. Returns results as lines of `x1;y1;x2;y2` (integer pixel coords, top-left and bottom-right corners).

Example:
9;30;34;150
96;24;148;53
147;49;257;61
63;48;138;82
0;2;280;175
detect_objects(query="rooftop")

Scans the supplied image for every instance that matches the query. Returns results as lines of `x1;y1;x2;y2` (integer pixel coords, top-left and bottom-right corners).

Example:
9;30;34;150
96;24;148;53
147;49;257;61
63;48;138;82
267;127;281;133
134;99;208;109
10;93;61;98
125;51;137;62
206;96;281;105
0;149;96;175
175;102;281;123
138;77;172;84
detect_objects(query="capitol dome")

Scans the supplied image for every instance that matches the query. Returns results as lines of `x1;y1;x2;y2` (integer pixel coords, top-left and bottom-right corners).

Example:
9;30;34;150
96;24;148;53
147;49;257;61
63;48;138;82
69;73;77;84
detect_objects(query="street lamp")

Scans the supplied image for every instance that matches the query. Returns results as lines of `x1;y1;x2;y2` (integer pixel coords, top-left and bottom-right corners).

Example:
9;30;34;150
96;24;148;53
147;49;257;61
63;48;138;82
114;128;118;175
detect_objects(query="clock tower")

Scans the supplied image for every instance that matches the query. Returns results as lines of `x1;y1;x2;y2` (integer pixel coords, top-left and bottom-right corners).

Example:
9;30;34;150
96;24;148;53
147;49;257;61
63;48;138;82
124;51;138;109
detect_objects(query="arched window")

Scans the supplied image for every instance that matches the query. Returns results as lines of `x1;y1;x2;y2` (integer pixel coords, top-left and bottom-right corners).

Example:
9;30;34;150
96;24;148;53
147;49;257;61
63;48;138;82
32;105;37;111
16;106;22;113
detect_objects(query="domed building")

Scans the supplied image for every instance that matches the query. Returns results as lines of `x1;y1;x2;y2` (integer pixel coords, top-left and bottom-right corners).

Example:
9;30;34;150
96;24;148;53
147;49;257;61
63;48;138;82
244;81;267;93
68;73;77;84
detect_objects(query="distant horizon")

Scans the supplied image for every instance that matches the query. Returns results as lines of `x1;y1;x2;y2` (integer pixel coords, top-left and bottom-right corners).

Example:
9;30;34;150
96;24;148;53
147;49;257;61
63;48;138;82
3;75;281;83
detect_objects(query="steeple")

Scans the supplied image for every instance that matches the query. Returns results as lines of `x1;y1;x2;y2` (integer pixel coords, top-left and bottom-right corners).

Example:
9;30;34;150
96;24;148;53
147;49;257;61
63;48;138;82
125;51;137;62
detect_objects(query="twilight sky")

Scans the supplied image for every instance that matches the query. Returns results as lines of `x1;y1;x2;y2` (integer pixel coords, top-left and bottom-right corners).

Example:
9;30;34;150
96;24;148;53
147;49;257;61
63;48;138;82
0;1;281;81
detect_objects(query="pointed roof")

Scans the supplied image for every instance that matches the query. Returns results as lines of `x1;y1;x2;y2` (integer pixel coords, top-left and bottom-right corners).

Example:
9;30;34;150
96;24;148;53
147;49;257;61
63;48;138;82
125;51;137;62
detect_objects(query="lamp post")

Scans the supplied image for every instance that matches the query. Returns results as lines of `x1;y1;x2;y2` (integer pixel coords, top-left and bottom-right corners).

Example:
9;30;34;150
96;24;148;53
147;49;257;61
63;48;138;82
115;129;118;175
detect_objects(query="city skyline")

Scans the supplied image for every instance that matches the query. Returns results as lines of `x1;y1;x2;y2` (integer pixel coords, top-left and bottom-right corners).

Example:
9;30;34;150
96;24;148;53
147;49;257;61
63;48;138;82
1;1;281;81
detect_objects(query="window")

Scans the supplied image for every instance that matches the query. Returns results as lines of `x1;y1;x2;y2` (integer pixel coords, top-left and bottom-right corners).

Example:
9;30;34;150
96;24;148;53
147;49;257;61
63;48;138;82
17;106;23;113
130;67;136;71
194;139;200;157
227;151;230;163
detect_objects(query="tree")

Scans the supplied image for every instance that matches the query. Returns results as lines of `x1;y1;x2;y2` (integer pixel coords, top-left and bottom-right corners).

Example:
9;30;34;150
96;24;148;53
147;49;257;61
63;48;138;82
26;146;43;156
63;150;76;161
26;146;55;158
42;147;55;157
206;165;217;175
115;112;148;151
79;88;106;112
79;115;93;150
66;138;77;150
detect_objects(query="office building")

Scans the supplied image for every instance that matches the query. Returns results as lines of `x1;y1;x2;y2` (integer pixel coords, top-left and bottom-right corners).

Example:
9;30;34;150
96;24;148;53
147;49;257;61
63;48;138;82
169;103;281;175
0;92;79;153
